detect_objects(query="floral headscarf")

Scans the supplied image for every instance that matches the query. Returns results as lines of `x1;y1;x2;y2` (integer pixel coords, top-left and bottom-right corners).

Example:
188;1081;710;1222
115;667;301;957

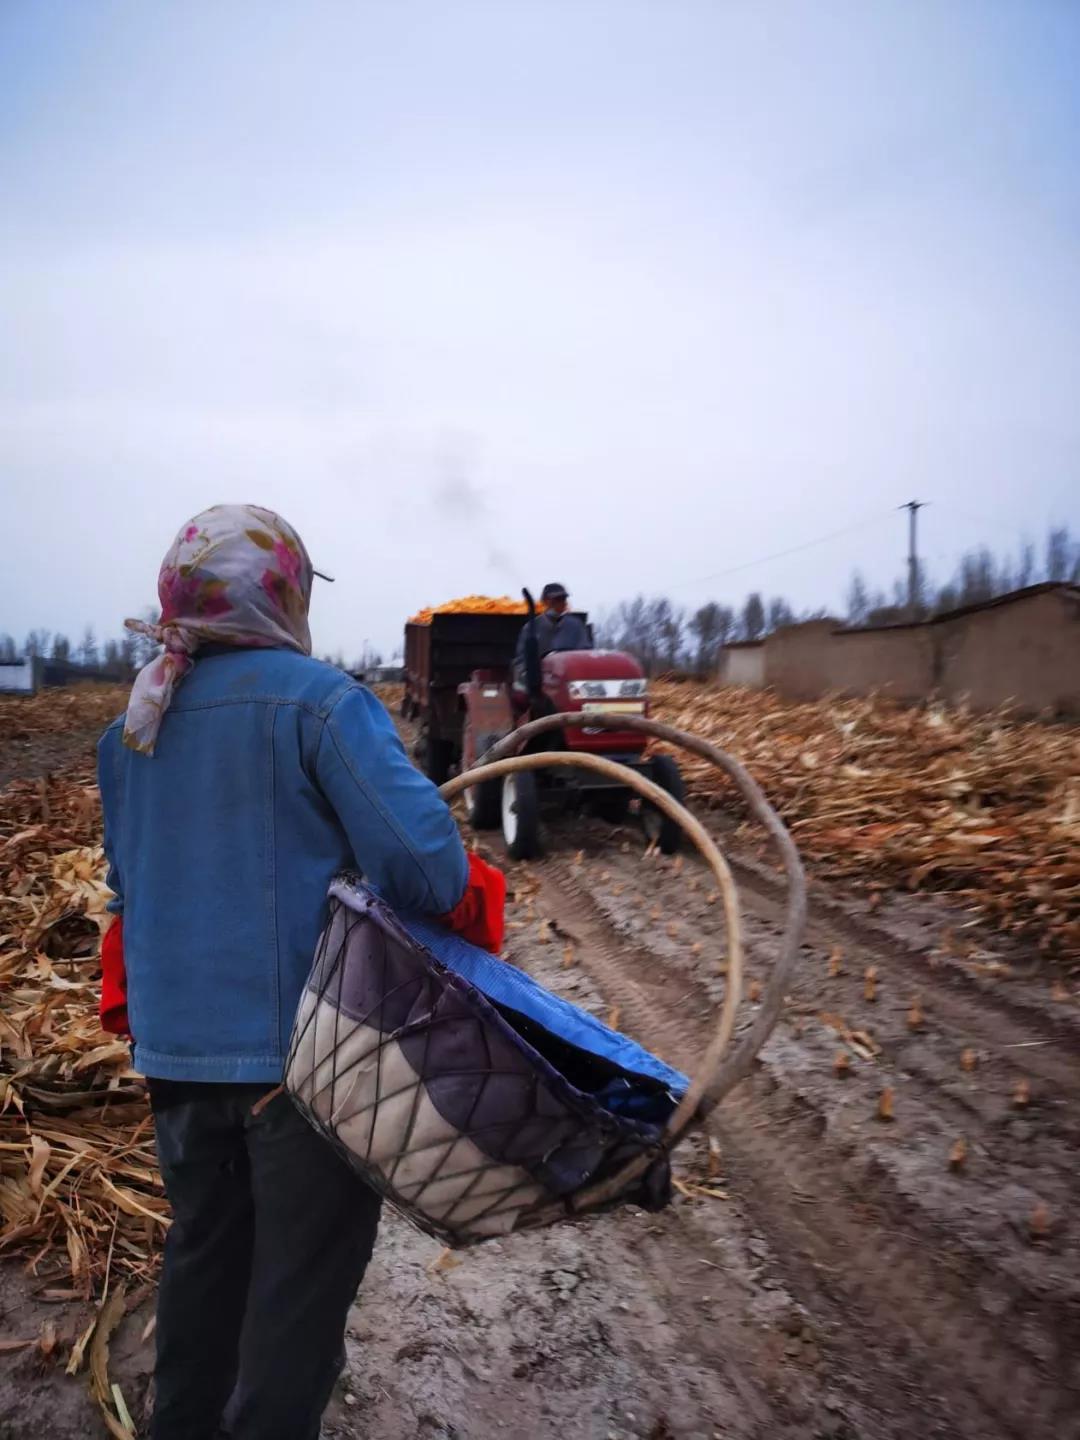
123;504;314;755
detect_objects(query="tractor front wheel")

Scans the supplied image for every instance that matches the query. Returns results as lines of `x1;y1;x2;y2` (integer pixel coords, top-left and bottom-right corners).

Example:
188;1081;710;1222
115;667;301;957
502;771;541;860
464;775;503;830
642;753;685;855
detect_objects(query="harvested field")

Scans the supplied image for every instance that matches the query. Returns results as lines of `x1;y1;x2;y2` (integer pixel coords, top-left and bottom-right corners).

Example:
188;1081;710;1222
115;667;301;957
651;682;1080;961
1;682;1078;1438
0;687;127;789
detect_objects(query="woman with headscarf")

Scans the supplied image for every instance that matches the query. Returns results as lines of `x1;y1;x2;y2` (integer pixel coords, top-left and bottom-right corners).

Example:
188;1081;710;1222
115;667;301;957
97;504;502;1440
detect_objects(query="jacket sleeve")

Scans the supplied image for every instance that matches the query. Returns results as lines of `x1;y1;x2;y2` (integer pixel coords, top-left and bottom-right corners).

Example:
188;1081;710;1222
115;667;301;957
316;685;469;915
97;730;125;916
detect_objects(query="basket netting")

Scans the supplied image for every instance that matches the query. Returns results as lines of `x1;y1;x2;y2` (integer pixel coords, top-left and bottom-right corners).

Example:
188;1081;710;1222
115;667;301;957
284;880;671;1245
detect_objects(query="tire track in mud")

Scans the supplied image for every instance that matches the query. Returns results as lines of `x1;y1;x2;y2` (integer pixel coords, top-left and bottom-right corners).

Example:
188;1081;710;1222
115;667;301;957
725;855;1080;1094
525;851;1079;1440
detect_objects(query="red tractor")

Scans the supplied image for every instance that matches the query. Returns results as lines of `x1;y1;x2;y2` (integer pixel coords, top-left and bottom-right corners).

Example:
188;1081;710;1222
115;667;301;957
403;592;684;859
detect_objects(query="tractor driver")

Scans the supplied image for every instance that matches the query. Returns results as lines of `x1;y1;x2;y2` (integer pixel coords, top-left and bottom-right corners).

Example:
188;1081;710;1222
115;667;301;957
514;583;592;677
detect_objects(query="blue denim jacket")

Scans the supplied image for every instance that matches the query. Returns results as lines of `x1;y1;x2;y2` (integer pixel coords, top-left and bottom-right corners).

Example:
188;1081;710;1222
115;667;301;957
97;648;468;1083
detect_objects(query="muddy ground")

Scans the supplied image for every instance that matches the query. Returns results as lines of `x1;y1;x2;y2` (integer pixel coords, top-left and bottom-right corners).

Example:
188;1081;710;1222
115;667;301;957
0;724;109;791
1;712;1078;1439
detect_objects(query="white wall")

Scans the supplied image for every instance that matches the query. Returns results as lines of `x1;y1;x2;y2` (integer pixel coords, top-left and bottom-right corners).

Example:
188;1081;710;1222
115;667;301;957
0;659;38;694
720;646;765;688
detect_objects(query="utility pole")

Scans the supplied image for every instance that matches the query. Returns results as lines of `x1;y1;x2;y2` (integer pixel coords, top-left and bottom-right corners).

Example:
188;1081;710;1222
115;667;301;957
901;500;926;619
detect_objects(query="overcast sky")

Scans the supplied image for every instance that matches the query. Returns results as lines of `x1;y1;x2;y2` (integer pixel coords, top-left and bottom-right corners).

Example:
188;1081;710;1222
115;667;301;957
2;1;1077;660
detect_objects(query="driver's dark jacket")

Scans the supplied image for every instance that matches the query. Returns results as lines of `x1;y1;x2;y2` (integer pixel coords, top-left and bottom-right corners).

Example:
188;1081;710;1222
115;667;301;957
513;613;592;670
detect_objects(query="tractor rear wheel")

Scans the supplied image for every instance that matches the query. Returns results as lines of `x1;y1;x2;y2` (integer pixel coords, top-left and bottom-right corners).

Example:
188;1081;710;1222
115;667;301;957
422;732;454;786
502;771;541;860
642;753;685;855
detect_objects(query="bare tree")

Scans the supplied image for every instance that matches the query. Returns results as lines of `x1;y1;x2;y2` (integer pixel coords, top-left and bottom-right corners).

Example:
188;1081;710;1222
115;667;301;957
865;581;907;625
620;596;652;666
934;585;958;616
688;602;733;672
766;597;795;632
102;638;134;678
24;629;51;659
1045;526;1077;583
1015;539;1036;589
0;634;16;663
845;572;871;625
601;595;649;669
595;595;692;674
956;547;999;606
740;593;765;641
50;634;72;662
120;633;138;675
79;626;99;668
650;599;685;670
598;598;630;662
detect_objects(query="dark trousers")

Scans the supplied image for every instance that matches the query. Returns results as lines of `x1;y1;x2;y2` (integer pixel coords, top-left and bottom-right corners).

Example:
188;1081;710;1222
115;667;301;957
149;1080;382;1440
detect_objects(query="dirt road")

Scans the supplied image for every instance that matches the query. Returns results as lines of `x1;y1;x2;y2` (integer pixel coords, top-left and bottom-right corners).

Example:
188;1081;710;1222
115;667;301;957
484;822;1080;1440
2;705;1078;1439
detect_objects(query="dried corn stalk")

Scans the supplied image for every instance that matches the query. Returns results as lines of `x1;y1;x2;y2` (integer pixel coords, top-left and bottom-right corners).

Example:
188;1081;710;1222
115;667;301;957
652;681;1080;962
1;693;164;1304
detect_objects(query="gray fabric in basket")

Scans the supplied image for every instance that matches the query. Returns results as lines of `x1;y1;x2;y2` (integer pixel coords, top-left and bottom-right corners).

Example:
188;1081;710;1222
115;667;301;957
285;878;674;1245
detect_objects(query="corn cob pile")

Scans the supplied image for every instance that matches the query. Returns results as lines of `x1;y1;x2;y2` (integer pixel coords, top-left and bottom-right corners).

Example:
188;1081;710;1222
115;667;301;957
408;594;534;625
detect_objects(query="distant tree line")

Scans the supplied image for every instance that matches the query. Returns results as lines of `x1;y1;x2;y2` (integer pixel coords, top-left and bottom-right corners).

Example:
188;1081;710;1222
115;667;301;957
0;623;159;678
5;526;1075;681
595;593;804;676
0;618;381;680
597;524;1078;676
846;524;1078;626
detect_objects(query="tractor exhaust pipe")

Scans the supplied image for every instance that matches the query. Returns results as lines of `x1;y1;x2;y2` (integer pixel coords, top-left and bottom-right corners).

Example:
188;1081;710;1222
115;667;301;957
522;588;544;709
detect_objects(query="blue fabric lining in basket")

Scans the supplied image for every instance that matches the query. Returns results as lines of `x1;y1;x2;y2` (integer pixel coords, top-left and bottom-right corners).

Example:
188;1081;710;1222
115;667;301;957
399;916;689;1123
286;879;688;1241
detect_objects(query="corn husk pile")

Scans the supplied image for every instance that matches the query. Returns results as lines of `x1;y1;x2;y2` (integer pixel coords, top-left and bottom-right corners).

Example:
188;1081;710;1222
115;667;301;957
0;732;163;1307
408;594;534;625
652;682;1080;961
371;681;405;715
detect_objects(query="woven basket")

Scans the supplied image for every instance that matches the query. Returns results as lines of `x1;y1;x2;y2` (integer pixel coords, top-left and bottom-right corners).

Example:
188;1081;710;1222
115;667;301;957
285;877;680;1246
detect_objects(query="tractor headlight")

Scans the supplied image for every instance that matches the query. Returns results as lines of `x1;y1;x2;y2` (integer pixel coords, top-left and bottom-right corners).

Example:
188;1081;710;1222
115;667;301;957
567;678;648;700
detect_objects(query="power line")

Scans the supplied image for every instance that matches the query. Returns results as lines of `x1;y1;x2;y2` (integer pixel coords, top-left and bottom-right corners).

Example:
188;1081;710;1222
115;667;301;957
666;509;893;593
